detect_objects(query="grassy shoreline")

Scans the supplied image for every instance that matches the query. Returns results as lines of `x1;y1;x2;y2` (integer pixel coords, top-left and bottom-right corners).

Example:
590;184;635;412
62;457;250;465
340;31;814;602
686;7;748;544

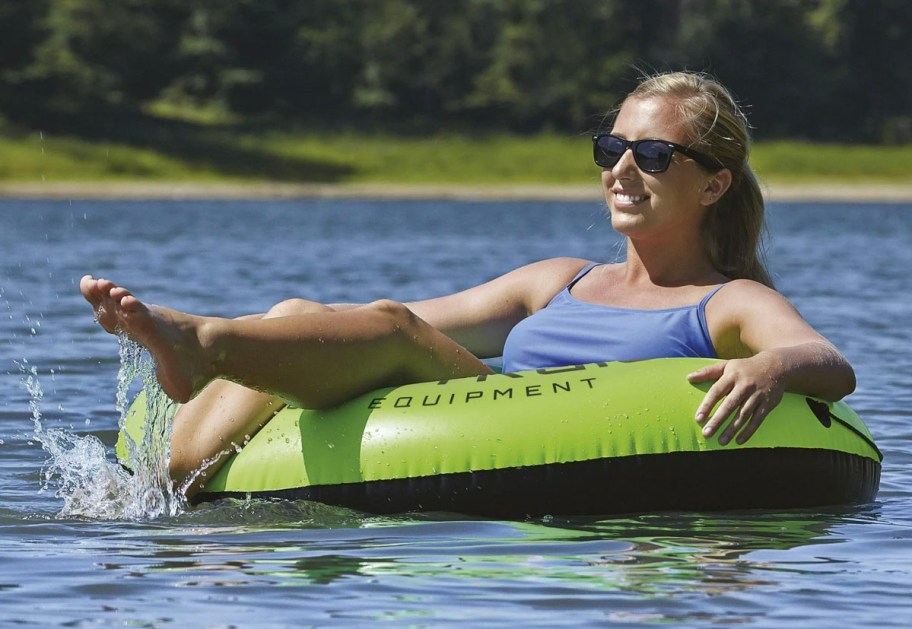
3;124;911;201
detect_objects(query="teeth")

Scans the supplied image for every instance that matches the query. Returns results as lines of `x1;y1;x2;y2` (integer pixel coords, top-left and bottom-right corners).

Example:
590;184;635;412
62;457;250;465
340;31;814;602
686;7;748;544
615;193;647;203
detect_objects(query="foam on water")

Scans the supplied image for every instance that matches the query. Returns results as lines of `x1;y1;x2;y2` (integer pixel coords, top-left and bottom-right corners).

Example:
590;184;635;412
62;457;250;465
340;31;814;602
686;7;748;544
28;334;183;521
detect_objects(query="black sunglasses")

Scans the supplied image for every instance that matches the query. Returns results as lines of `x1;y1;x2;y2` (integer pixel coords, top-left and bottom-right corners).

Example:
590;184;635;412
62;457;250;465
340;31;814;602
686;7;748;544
592;134;722;173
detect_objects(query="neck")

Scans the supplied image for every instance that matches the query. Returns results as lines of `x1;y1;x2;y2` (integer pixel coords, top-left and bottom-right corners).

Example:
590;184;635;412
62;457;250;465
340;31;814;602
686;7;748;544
622;237;720;287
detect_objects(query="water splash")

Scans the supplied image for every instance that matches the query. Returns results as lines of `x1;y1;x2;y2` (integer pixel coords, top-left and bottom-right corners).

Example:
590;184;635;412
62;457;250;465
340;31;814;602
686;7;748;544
113;332;184;518
28;334;184;521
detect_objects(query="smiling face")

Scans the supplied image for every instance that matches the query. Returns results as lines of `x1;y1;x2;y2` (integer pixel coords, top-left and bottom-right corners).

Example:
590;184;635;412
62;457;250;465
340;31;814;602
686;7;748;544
602;96;730;243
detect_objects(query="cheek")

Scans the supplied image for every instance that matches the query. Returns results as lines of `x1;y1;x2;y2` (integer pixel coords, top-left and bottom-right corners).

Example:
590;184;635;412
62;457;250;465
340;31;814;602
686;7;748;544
653;172;702;203
687;179;712;205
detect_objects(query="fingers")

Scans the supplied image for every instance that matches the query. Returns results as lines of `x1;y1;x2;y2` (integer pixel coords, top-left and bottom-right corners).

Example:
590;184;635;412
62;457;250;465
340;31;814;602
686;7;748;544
699;387;760;445
691;358;784;446
691;364;728;424
725;398;777;445
687;361;726;385
697;379;741;441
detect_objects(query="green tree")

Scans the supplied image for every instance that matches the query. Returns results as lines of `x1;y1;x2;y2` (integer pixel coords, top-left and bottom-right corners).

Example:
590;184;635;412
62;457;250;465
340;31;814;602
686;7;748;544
0;0;51;121
676;0;837;140
350;0;638;132
184;0;364;118
0;0;49;75
2;0;908;142
5;0;189;127
827;0;912;142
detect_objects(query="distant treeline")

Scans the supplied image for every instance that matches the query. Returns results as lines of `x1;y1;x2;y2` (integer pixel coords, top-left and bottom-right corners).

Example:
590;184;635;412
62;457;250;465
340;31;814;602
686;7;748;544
1;0;910;142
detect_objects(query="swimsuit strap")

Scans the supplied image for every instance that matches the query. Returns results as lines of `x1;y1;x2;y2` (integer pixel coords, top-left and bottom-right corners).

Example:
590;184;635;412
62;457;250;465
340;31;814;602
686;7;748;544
699;283;727;308
565;262;602;292
563;262;727;310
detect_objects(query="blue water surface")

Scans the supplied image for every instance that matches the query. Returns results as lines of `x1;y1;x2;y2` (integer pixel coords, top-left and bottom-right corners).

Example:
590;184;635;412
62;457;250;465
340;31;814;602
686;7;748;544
1;197;910;627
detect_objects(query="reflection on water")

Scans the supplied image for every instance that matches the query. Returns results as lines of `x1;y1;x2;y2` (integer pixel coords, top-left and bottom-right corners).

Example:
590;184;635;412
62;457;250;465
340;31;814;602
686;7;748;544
33;502;876;626
112;501;858;602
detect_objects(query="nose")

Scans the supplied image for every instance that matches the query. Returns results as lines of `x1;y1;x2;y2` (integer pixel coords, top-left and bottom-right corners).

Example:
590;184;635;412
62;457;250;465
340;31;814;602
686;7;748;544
611;146;638;178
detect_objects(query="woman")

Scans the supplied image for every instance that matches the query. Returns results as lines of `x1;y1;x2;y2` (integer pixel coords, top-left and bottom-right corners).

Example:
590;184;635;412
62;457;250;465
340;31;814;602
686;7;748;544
81;71;855;496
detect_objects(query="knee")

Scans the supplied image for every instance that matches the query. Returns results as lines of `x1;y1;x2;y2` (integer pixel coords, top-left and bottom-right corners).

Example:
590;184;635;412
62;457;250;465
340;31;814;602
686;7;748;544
168;446;202;486
364;299;420;333
363;300;437;368
264;298;332;319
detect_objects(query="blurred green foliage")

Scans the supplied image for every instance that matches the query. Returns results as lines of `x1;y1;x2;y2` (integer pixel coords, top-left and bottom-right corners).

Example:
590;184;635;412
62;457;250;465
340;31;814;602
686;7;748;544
5;127;911;185
1;0;910;144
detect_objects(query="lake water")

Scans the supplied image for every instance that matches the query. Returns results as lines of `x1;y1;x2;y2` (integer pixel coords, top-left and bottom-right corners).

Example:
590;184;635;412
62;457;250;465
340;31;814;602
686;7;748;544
1;197;910;626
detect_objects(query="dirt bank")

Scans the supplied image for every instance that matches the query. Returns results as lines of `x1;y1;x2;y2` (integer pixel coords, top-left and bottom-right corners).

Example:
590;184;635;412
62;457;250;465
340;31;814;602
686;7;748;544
2;181;911;203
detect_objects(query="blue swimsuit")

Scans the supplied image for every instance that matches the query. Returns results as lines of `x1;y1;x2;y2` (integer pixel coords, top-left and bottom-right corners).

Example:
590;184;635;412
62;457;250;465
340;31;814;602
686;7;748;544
502;263;723;372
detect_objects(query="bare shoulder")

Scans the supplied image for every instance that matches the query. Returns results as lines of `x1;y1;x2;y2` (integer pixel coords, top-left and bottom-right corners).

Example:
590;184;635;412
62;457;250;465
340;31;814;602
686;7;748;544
712;279;798;315
508;257;594;310
407;257;594;325
514;256;594;277
708;279;824;355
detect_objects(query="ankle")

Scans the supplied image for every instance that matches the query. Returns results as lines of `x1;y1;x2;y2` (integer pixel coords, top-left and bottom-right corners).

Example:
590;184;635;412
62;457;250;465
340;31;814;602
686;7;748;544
195;317;230;381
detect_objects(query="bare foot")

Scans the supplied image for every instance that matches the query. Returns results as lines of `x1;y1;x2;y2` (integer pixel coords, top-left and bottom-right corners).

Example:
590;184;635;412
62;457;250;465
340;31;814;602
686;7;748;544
80;275;214;402
80;276;122;334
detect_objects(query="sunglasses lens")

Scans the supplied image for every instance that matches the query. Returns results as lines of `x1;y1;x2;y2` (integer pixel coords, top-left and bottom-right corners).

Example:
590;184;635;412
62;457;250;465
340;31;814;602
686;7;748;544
593;136;680;173
634;141;673;173
594;136;625;168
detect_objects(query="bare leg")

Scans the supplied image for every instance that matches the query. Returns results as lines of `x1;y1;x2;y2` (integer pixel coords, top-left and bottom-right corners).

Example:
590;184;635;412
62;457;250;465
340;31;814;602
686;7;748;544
80;276;492;491
80;275;490;403
169;299;335;495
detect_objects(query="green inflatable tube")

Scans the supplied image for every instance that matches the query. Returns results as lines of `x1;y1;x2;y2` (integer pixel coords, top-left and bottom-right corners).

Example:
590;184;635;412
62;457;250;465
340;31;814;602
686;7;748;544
117;358;881;517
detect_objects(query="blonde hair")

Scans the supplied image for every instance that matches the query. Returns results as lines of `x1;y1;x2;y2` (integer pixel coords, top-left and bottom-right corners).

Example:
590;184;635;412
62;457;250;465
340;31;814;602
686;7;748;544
625;71;773;287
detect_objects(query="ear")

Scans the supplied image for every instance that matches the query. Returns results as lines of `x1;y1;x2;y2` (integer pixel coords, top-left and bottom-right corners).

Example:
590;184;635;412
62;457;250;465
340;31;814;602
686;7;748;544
700;168;733;207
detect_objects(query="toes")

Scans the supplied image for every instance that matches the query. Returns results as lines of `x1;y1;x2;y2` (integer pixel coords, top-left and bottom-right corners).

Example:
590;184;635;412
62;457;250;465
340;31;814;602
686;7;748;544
120;293;142;313
95;278;117;294
81;276;144;331
80;275;102;305
80;276;125;308
109;286;132;303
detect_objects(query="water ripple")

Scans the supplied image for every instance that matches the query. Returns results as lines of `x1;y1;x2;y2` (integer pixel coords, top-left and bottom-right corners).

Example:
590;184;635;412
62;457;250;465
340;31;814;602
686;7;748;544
1;199;911;627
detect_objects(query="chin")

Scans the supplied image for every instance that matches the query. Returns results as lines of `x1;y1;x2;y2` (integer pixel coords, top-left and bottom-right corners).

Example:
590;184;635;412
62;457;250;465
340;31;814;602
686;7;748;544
609;214;644;235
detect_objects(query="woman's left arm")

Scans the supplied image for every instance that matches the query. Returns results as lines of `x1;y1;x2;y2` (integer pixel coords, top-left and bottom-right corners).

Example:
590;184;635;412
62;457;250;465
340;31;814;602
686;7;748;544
687;280;856;445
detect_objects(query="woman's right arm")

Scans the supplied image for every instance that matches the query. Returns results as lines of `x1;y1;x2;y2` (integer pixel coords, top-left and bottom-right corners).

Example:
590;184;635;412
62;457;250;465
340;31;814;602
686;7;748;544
403;257;591;359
